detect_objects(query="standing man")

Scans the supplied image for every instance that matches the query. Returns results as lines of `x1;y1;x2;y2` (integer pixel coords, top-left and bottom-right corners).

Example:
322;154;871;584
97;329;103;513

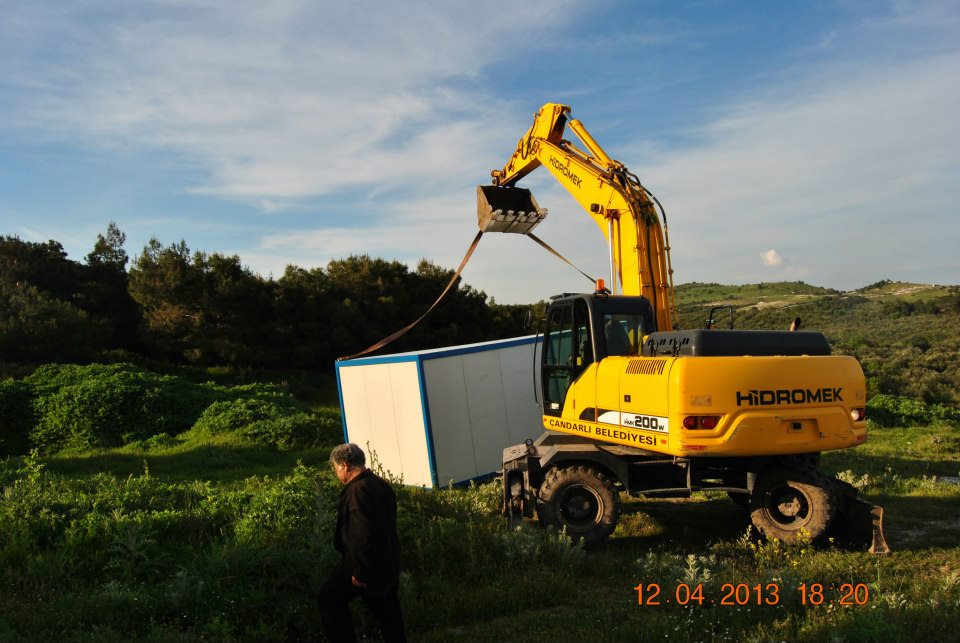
319;443;406;643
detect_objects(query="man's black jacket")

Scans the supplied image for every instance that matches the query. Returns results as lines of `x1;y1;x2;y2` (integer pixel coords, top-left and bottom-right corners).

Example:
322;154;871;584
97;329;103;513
334;469;401;594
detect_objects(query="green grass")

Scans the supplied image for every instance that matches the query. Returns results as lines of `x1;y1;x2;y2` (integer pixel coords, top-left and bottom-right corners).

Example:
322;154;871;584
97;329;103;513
674;281;836;314
2;265;957;641
674;280;952;309
2;337;959;640
2;418;959;641
44;440;334;484
854;280;951;303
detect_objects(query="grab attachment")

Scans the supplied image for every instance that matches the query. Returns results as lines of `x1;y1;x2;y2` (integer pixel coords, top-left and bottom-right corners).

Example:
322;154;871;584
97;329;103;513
477;185;547;234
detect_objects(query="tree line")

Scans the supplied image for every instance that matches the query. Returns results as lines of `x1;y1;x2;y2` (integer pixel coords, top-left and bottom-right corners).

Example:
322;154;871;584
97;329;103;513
4;225;957;407
0;224;538;370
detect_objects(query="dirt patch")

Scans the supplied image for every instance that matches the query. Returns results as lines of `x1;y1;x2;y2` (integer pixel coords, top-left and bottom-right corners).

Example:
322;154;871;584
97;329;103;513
893;285;930;296
889;517;960;546
851;283;938;299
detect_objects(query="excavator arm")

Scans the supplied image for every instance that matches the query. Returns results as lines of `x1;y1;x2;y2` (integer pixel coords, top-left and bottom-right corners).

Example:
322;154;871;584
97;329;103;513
481;103;678;331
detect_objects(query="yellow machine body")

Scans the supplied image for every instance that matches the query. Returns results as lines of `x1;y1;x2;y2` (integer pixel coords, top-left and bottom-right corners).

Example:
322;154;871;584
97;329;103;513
483;103;869;459
549;354;868;457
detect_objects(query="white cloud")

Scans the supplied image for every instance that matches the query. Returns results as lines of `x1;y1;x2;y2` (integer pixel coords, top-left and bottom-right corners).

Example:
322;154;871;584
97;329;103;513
0;1;566;204
641;51;960;289
237;41;960;300
760;249;783;267
0;1;622;303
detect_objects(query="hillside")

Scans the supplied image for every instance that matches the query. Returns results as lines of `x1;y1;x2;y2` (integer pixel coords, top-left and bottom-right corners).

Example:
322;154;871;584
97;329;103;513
675;279;955;318
4;233;957;407
675;280;960;406
675;280;840;308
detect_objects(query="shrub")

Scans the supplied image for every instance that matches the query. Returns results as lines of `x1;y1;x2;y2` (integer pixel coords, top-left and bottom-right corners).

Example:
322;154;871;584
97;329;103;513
314;406;344;436
0;379;35;455
240;412;323;450
26;364;215;452
132;432;181;451
233;463;325;548
17;363;335;453
189;397;331;450
191;398;286;435
867;394;960;428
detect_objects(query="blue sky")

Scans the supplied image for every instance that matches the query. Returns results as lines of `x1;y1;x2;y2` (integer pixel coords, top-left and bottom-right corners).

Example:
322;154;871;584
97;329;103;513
1;0;958;303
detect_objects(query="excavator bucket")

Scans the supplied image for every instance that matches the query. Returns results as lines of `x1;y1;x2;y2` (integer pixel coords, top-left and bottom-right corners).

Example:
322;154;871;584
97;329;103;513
477;185;547;234
830;479;891;554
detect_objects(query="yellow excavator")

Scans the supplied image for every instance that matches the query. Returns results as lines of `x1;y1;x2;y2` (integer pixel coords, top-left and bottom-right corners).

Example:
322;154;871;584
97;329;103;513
481;103;888;551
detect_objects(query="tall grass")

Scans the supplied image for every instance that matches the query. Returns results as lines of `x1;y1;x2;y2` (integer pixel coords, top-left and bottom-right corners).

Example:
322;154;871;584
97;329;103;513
1;363;959;640
0;449;591;640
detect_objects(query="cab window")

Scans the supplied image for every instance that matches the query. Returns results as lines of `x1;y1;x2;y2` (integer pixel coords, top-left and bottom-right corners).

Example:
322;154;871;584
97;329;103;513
602;312;646;356
542;300;593;415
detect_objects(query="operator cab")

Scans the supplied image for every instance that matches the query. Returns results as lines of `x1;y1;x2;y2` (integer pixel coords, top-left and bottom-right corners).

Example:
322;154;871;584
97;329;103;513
541;293;655;416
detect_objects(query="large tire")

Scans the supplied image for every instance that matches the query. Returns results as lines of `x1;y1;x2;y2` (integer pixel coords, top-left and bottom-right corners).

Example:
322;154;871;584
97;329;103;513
536;465;620;546
750;461;838;542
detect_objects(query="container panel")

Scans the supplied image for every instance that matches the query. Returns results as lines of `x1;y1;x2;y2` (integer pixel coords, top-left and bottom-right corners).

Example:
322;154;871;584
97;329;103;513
461;350;512;478
497;342;542;445
421;358;480;485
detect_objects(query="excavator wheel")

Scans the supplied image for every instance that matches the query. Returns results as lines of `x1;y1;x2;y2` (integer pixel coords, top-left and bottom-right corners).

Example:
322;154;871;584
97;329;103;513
750;461;838;543
537;465;620;547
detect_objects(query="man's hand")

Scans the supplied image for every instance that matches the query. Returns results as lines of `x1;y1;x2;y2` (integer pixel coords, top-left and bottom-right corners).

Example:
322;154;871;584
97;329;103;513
351;576;367;588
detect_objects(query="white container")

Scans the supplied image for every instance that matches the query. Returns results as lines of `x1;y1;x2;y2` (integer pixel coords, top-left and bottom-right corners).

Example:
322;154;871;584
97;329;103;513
335;336;543;488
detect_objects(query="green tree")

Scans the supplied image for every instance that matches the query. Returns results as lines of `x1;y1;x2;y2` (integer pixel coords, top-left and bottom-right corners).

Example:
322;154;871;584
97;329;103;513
275;265;333;369
128;239;274;366
0;282;104;362
0;236;81;300
128;238;204;362
82;222;141;351
0;236;105;361
196;252;275;366
86;222;129;268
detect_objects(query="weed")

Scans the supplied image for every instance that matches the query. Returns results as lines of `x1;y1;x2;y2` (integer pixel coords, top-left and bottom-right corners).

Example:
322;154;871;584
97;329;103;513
680;553;715;585
17;448;45;484
836;469;873;490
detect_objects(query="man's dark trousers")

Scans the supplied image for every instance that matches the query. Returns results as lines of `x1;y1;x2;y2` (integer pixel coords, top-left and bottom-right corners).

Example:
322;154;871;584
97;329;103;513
319;469;405;642
318;560;405;643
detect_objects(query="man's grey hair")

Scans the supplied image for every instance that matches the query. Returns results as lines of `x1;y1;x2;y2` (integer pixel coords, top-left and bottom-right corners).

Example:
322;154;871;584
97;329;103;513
330;443;366;469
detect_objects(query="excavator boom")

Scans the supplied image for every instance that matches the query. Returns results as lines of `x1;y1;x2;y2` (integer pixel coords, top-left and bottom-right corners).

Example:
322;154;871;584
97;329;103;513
479;103;678;332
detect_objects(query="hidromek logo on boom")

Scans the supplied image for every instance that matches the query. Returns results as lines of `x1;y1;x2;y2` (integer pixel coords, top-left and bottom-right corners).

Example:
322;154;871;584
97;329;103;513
549;156;583;188
736;387;843;407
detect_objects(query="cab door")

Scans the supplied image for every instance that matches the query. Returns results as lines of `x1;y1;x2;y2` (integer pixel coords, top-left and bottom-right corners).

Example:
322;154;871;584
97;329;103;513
542;299;595;417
